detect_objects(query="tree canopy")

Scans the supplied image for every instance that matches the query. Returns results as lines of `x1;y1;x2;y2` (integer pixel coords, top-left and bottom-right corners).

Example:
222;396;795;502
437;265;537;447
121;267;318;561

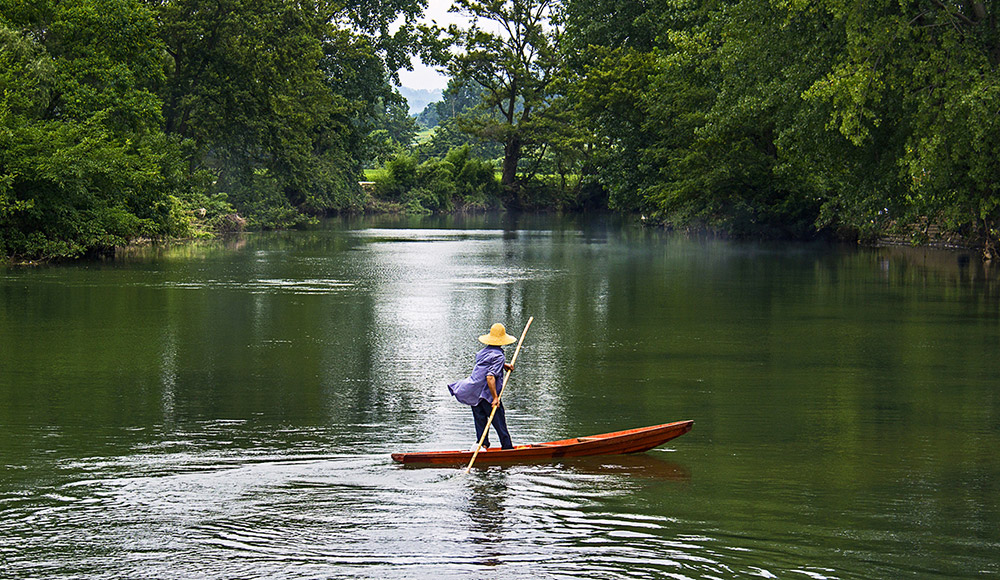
549;0;1000;255
1;0;424;259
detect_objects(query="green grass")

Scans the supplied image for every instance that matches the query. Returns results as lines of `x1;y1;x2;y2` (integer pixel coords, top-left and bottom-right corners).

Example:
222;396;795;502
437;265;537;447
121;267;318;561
415;127;436;145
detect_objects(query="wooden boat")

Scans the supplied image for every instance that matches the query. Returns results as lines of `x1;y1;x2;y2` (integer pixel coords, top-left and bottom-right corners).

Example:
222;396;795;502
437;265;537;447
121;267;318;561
391;420;693;465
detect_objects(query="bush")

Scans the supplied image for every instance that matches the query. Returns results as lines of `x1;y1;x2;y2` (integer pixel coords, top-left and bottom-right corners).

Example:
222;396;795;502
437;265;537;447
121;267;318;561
452;153;501;207
402;188;436;214
368;146;503;213
414;158;456;211
382;153;418;200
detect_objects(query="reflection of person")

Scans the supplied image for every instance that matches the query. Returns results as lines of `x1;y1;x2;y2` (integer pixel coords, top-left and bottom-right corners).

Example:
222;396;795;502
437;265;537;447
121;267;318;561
448;323;516;450
467;470;508;557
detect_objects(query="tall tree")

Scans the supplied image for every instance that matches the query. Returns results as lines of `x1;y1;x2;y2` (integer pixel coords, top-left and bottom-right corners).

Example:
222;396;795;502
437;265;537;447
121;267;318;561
645;0;842;237
441;0;559;204
559;0;699;213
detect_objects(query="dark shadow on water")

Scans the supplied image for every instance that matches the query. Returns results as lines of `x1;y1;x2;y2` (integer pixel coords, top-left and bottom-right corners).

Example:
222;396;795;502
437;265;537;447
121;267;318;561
396;453;691;483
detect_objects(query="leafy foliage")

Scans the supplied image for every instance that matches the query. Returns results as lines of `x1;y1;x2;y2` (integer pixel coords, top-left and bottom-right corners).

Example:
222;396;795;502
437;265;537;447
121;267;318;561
802;0;1000;255
154;0;405;225
415;78;503;160
5;0;1000;260
556;0;1000;254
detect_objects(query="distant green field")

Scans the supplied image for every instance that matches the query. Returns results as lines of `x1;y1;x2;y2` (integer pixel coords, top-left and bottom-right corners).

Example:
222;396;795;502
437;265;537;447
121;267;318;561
415;127;436;144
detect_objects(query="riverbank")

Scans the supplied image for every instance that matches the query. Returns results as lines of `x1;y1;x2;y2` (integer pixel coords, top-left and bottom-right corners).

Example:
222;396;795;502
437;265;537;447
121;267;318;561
4;199;992;266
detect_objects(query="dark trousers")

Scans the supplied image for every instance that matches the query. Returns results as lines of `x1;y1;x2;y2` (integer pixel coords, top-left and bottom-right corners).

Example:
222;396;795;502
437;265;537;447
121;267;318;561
471;399;513;449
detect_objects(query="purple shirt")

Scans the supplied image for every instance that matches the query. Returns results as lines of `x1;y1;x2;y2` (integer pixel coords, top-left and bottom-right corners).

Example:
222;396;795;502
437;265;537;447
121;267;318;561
448;346;506;406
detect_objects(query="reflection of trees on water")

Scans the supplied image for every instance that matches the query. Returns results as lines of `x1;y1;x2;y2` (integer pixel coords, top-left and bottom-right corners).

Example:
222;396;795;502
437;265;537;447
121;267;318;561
112;235;249;262
870;245;1000;303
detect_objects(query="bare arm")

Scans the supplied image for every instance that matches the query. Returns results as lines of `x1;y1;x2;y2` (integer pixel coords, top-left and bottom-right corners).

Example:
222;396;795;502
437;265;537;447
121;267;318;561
487;375;499;407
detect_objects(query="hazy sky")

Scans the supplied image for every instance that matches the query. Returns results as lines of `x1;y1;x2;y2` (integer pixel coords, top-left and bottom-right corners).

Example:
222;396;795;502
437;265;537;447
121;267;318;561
396;1;465;91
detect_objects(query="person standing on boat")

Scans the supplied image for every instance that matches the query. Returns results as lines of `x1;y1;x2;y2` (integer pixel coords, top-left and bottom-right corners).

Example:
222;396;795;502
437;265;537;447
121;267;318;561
448;323;516;450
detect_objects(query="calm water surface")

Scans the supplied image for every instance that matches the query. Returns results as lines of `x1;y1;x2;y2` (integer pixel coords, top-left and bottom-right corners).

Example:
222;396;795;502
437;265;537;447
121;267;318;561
2;214;998;579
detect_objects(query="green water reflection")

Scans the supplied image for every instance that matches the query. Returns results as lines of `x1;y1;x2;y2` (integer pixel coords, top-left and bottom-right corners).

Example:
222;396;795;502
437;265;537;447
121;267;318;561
1;214;998;578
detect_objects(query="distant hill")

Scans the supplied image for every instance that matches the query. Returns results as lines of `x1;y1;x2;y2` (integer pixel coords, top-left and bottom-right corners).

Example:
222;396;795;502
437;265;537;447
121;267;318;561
398;86;443;115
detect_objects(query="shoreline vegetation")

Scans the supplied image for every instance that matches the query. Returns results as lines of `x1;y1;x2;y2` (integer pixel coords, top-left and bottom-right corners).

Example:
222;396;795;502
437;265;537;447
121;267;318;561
9;207;986;268
3;1;998;264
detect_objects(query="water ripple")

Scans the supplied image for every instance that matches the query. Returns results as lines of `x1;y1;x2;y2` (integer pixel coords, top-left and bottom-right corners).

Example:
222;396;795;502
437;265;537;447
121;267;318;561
158;278;355;294
1;448;728;579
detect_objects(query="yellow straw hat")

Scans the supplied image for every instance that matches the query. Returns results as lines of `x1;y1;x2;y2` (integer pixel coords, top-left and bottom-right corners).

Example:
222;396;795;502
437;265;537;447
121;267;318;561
479;323;517;346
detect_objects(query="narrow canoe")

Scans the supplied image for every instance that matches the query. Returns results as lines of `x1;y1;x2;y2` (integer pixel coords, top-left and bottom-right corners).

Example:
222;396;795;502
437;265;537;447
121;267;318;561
391;420;693;465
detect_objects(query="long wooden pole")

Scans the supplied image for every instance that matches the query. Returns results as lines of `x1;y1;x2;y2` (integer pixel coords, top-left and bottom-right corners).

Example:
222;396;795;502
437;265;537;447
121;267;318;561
466;316;533;473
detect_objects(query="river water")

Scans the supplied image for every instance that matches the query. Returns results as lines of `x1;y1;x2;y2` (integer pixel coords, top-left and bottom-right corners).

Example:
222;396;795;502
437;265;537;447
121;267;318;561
2;214;998;579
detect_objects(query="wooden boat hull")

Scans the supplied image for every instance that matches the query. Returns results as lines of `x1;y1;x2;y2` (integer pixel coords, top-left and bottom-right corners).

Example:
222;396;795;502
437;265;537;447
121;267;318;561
391;420;693;465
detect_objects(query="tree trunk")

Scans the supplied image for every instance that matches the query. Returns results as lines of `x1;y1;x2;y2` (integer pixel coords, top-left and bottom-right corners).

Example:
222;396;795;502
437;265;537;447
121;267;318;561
501;134;521;203
981;216;996;261
971;2;987;22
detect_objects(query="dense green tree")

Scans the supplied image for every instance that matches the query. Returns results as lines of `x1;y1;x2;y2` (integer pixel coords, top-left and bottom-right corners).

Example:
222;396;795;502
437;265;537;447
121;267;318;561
151;0;428;226
0;1;197;259
559;0;695;213
644;0;839;237
564;45;665;213
2;0;429;259
414;78;476;132
423;78;483;127
6;0;1000;260
365;96;419;166
156;0;352;224
560;0;876;238
803;0;1000;256
560;0;667;57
